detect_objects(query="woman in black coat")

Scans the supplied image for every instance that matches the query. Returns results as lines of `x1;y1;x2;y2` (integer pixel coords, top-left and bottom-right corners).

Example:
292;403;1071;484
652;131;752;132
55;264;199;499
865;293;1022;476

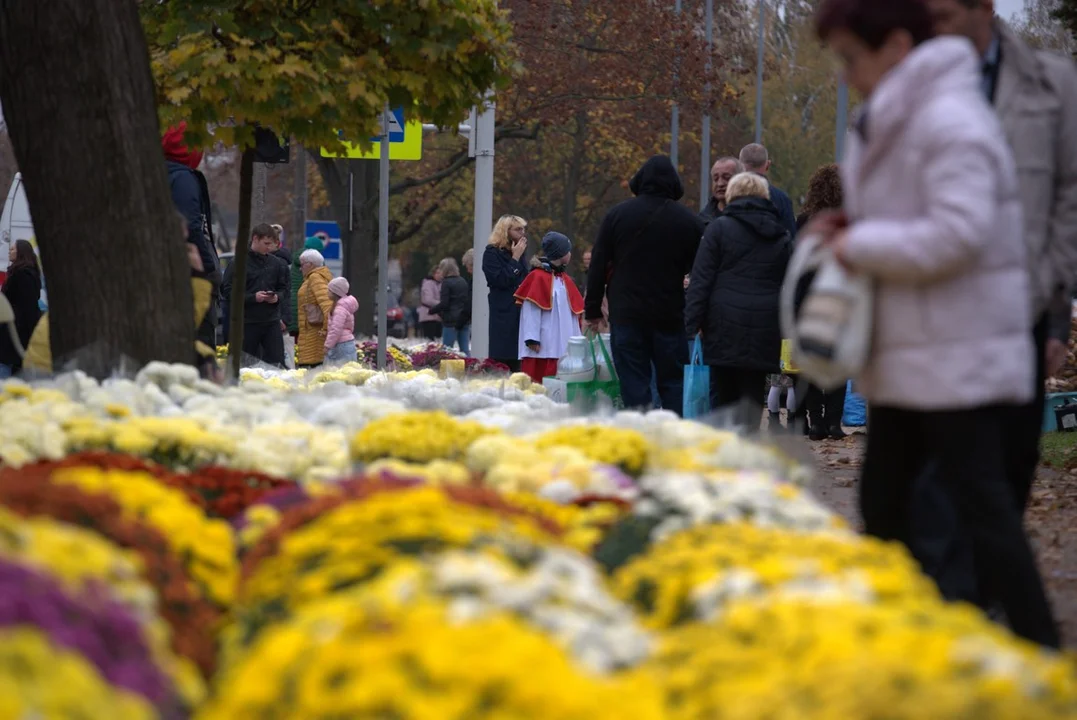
0;240;43;377
792;164;848;440
685;173;792;416
431;257;472;355
482;214;529;371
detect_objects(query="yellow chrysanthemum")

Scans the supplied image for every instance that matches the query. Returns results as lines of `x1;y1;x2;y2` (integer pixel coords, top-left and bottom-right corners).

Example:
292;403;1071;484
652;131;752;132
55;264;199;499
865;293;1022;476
0;507;205;706
50;467;237;607
350;411;498;463
0;628;155;720
229;487;561;660
533;425;651;476
613;523;937;628
366;458;473;486
643;598;1077;720
204;601;663;720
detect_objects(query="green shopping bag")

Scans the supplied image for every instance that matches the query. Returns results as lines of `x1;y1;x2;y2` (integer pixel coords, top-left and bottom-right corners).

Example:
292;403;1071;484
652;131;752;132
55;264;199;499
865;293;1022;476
683;336;710;419
549;332;622;410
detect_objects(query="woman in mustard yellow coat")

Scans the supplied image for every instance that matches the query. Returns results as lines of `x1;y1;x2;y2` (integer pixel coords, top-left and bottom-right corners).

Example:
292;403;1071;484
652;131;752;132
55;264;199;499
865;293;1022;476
295;249;335;368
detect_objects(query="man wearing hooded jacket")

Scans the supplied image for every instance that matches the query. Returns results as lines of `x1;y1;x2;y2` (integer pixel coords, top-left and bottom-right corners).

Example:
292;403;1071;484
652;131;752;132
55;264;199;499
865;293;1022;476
585;156;705;415
163;122;220;349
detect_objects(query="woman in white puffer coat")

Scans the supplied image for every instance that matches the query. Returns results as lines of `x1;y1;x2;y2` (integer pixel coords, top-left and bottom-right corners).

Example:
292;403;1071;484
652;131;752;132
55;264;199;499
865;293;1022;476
813;0;1058;648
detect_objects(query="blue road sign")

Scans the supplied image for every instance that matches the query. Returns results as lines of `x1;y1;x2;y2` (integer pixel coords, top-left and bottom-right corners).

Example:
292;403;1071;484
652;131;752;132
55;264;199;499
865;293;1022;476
305;220;341;262
371;108;406;143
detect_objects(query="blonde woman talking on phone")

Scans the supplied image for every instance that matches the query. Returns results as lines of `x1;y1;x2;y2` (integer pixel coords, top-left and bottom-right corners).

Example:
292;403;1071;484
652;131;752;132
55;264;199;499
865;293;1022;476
483;214;529;371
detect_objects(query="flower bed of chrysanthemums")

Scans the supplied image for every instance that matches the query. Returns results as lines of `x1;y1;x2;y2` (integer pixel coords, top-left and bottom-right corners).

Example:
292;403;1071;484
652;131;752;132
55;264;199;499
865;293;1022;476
0;363;1075;718
217;340;511;376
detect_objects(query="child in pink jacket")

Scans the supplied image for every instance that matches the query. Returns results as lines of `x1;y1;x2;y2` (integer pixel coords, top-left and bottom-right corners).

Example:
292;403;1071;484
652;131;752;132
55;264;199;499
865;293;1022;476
324;276;358;365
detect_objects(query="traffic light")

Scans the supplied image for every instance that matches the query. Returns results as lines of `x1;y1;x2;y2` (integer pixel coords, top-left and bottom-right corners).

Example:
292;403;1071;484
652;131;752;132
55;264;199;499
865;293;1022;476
253;127;289;164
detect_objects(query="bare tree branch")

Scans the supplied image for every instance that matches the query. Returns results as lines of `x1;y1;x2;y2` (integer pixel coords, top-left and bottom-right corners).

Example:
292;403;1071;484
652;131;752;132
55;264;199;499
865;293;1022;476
390;150;471;195
390;202;441;245
388;123;541;194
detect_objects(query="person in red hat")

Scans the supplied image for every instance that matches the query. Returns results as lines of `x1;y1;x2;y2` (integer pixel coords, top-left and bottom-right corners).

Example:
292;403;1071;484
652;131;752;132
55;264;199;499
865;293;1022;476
163;122;220;350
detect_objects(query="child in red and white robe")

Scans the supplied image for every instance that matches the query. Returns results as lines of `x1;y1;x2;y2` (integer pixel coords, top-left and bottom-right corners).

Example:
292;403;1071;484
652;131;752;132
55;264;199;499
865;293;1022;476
514;232;584;384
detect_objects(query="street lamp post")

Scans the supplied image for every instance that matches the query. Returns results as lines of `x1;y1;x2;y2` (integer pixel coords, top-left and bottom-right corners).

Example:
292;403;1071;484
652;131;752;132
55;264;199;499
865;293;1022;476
671;0;682;168
376;105;390;370
754;0;765;144
699;0;714;211
469;94;496;359
835;78;849;162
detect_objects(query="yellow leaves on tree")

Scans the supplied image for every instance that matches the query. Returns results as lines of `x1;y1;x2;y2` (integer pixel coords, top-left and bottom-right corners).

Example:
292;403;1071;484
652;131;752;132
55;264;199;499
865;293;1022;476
140;0;519;152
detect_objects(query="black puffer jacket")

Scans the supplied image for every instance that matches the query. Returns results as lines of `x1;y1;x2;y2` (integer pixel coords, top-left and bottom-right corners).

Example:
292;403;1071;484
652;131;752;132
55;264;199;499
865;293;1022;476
221;250;289;325
271;247;293;327
0;264;42;370
684;196;792;371
586;156;705;333
432;275;471;330
167;160;219;280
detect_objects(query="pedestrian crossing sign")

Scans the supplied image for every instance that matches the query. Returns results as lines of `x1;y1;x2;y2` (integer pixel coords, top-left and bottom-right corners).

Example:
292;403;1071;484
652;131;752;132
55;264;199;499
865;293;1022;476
320;107;422;161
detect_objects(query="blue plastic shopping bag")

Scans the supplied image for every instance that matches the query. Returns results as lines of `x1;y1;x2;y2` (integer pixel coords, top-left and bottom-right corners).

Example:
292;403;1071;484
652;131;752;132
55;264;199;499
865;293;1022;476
843;380;867;427
683;337;711;419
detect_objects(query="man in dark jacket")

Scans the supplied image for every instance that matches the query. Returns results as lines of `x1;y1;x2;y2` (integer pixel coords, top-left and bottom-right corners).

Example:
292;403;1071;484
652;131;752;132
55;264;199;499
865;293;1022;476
739;144;797;237
221;223;289;367
698;156;744;226
270;230;294;367
163;123;220;349
586;155;705;415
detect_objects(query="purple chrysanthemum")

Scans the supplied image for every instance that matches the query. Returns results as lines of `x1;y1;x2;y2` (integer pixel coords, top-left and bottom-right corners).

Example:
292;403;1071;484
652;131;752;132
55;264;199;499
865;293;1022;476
0;558;176;709
230;484;313;532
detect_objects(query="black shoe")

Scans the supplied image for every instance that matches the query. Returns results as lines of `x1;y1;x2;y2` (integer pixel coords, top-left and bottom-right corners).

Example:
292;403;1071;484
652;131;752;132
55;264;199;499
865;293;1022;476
808;427;827;441
829;426;847;440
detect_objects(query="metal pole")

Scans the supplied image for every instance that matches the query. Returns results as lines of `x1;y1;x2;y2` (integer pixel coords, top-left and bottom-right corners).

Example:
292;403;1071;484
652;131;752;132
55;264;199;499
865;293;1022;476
377;105;390;370
671;0;681;167
835;79;849;162
347;169;354;232
755;0;765;144
470;94;496;359
700;0;713;210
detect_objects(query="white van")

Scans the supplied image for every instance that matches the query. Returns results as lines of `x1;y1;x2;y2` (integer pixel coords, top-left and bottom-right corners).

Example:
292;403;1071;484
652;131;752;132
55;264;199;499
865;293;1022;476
0;173;46;308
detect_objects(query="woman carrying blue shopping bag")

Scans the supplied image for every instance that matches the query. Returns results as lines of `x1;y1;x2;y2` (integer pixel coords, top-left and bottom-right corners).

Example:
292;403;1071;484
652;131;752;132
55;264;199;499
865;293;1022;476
684;173;792;420
683;336;710;419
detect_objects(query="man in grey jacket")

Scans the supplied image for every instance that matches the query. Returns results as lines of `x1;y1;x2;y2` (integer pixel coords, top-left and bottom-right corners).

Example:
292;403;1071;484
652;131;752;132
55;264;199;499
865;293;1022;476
919;2;1077;630
930;0;1077;511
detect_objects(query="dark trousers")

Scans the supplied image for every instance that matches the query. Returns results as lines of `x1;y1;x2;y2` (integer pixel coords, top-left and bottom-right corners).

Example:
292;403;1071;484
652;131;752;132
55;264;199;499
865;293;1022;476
914;315;1050;613
420;321;442;340
609;323;689;415
711;368;767;409
242;321;285;367
863;405;1059;648
801;382;847;434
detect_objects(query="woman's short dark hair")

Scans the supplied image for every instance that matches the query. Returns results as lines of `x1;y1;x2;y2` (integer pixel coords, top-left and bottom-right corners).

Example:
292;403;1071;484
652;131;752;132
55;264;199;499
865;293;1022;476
816;0;935;49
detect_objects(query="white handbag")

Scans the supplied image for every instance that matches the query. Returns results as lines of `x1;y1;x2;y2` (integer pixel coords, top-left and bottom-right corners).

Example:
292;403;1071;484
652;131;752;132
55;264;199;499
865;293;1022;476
780;232;874;392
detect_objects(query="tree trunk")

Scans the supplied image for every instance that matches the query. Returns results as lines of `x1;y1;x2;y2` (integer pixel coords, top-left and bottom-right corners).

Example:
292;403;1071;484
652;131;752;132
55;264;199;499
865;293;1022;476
290;145;307;253
228;148;255;380
0;0;192;378
253;161;267;226
312;153;378;337
560;111;588;237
